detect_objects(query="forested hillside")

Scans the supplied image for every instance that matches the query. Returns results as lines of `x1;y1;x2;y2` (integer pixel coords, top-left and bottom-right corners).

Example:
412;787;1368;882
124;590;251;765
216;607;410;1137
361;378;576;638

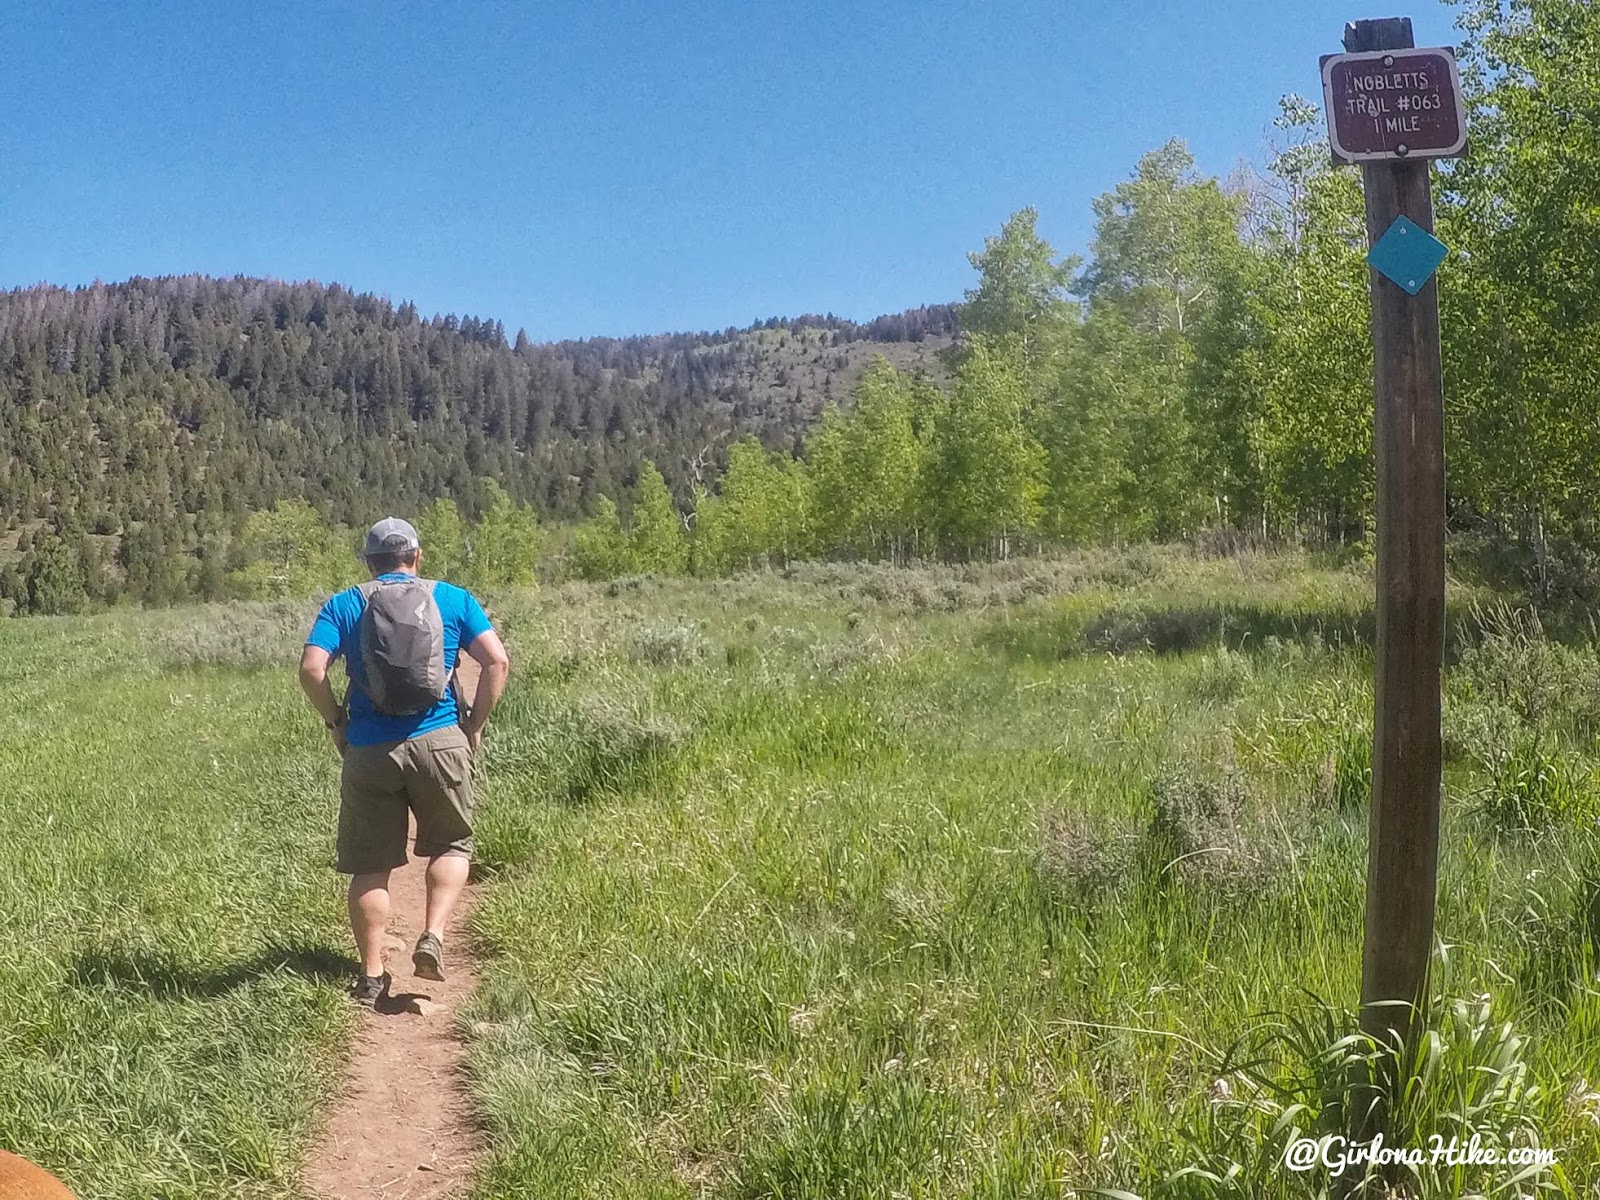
0;278;951;609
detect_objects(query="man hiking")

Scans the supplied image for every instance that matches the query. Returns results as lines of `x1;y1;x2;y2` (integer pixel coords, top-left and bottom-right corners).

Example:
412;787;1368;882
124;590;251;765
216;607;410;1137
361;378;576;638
298;517;511;1005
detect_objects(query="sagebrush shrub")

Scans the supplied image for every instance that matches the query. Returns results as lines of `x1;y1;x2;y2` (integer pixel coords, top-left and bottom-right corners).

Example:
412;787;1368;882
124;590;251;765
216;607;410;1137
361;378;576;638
808;634;899;677
625;619;711;666
1142;768;1294;892
488;692;689;809
158;600;313;668
1084;605;1229;655
1036;808;1136;898
567;696;687;800
1441;690;1520;769
1149;770;1246;860
1457;602;1594;728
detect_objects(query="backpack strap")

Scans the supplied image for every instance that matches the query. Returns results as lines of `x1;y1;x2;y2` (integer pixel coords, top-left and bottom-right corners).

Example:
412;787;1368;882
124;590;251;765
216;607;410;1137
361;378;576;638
346;579;390;704
418;580;461;713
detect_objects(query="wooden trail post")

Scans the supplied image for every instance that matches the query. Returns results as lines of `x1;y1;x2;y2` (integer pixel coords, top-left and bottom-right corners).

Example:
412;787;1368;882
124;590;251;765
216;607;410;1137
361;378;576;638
1321;16;1462;1083
1351;16;1446;1055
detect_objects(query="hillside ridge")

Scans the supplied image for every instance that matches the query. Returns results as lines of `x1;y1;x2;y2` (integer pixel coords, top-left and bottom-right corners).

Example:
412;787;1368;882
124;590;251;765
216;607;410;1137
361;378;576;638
0;273;953;522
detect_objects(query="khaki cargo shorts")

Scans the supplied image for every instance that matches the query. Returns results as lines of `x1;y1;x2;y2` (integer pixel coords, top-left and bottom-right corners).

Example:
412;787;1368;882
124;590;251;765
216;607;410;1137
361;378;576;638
337;725;475;874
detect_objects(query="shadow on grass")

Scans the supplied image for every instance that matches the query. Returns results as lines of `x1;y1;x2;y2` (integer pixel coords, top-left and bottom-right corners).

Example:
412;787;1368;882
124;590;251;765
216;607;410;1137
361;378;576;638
1082;603;1376;656
558;743;681;807
978;602;1371;662
69;941;357;999
483;697;691;811
981;599;1493;662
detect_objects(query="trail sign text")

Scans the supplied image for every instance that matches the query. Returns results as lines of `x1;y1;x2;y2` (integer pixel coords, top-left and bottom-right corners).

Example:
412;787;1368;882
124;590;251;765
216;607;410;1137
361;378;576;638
1321;47;1466;163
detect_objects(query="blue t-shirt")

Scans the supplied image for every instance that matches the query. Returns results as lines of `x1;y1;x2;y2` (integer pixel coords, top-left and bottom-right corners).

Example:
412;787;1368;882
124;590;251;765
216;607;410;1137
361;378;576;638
306;574;494;747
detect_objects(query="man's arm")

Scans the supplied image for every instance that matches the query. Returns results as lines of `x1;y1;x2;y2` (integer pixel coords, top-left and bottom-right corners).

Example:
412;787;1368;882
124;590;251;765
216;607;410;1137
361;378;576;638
462;629;510;750
299;645;347;752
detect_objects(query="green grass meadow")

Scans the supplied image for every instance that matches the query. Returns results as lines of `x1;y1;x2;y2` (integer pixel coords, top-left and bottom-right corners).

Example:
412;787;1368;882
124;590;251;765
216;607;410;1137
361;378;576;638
0;602;352;1197
6;549;1600;1196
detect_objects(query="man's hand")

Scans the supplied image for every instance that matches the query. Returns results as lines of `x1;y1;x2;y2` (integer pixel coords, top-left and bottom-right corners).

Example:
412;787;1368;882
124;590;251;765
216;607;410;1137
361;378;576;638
460;701;485;752
463;630;511;754
300;645;349;758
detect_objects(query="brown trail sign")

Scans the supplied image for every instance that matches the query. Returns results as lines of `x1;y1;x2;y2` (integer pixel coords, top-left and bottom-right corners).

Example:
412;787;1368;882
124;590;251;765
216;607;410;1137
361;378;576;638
1323;15;1467;1143
1322;46;1466;162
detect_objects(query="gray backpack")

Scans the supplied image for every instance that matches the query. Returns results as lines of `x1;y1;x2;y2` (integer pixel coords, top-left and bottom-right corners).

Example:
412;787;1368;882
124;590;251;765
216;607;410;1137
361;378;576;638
355;577;448;716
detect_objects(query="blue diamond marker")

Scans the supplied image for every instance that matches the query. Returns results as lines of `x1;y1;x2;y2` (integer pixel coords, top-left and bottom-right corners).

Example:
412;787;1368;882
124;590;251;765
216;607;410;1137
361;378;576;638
1367;216;1449;296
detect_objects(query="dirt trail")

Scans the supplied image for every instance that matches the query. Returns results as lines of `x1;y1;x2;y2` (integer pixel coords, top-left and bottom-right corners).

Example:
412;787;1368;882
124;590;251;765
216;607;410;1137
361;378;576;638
305;659;485;1200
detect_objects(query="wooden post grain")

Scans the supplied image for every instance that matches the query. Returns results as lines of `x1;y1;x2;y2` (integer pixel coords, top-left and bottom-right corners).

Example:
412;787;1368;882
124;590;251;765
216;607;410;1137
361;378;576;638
1347;15;1447;1060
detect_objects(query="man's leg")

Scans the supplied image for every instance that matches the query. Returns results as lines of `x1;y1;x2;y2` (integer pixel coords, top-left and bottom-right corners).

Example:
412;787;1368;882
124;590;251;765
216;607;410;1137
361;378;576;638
405;727;477;979
348;871;392;977
337;740;409;984
423;853;470;939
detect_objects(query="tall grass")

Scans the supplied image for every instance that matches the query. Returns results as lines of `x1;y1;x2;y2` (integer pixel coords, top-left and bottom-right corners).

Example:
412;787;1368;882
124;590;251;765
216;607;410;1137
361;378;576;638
8;546;1600;1197
0;609;352;1198
459;550;1600;1197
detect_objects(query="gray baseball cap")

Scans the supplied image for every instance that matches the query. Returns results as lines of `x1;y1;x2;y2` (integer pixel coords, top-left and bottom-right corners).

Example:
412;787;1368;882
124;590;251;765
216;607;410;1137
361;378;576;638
363;516;421;557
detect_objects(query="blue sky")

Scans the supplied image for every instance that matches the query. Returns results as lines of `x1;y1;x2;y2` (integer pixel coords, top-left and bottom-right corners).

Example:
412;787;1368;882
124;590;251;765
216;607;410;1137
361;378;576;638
2;1;1456;341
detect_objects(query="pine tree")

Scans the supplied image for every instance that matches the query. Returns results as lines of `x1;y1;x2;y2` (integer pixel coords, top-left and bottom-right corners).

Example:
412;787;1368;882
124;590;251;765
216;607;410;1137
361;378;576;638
22;530;90;615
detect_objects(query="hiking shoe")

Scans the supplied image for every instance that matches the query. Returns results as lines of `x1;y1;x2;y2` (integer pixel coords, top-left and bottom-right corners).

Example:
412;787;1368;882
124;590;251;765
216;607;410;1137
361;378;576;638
413;933;445;982
351;972;390;1007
